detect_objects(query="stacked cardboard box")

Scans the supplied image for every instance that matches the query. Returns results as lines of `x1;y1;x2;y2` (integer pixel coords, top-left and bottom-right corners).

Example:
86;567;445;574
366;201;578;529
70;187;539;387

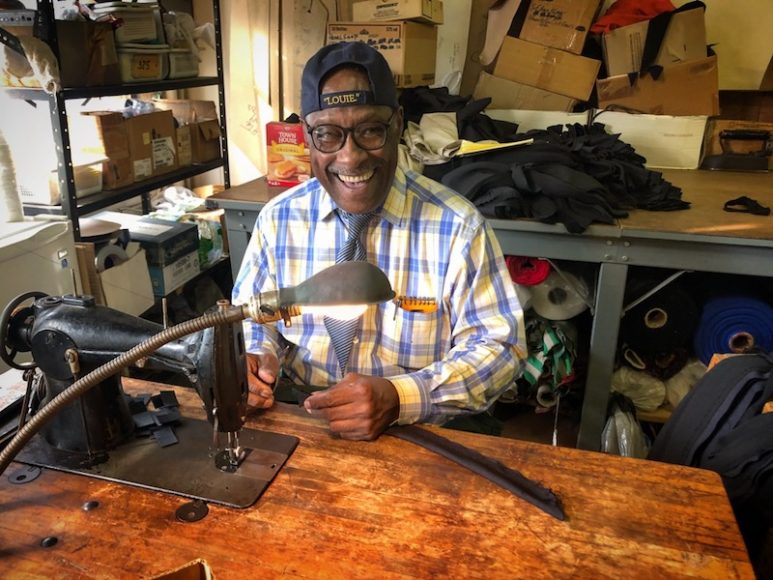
82;109;179;189
329;0;443;87
470;0;602;112
153;99;223;166
595;4;718;117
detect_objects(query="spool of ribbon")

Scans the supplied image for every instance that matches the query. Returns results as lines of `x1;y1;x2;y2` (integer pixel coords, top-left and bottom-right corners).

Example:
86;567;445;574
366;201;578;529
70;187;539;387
530;271;590;321
693;295;773;365
620;278;699;355
505;256;551;286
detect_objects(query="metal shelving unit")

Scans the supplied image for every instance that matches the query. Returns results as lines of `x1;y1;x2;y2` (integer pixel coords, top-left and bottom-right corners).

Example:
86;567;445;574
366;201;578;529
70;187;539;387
0;0;230;241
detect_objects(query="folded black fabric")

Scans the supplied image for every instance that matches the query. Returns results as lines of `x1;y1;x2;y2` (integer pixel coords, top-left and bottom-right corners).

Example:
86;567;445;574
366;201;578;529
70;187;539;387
387;424;566;521
435;121;688;232
398;86;473;127
649;354;773;466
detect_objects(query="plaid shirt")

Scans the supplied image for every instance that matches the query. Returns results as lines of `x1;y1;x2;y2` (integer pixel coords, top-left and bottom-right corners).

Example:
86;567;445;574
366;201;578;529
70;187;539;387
232;167;525;424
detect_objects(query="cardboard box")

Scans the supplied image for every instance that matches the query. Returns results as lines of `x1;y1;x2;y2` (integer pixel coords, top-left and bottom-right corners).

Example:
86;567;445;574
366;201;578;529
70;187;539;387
176;125;192;167
266;121;311;187
153;99;220;164
519;0;601;54
653;7;706;68
82;111;133;190
75;242;155;316
153;99;218;124
148;251;201;296
58;20;122;87
473;72;576;112
596;55;719;116
352;0;444;24
601;20;648;77
593;110;708;169
190;120;222;163
459;0;498;100
127;110;178;180
327;21;437;87
131;218;200;267
91;211;200;267
4;20;121;88
493;36;600;101
601;7;706;77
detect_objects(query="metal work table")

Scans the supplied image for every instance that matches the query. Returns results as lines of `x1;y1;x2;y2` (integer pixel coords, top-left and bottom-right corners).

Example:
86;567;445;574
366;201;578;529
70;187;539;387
209;170;773;450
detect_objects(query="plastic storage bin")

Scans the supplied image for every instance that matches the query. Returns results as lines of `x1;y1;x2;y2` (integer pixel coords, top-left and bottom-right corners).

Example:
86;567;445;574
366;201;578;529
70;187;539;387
117;43;169;83
92;1;159;44
168;49;199;79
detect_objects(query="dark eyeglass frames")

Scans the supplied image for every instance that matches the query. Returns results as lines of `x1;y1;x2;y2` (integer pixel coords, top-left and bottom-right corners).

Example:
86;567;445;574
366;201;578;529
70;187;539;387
305;111;397;153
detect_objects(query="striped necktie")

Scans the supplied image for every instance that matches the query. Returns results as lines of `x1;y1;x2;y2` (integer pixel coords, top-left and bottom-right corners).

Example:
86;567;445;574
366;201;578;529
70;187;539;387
324;210;376;374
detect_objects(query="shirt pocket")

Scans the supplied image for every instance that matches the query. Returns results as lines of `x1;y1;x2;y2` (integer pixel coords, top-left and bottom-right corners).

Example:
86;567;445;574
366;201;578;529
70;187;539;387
389;307;443;371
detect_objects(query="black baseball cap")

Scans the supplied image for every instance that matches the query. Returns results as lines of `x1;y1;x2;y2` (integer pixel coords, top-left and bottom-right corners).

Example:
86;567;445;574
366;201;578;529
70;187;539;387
301;41;398;118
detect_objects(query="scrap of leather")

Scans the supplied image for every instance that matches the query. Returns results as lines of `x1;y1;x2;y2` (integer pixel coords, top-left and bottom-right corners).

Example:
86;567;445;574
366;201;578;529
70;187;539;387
387;424;566;521
723;196;771;216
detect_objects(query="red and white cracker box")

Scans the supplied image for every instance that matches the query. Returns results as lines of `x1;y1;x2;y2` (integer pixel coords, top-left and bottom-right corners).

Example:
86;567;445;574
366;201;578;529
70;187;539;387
266;121;311;187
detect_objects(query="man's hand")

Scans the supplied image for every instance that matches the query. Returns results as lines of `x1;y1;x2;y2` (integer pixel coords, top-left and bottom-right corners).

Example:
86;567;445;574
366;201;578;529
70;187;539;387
245;352;279;411
303;373;400;440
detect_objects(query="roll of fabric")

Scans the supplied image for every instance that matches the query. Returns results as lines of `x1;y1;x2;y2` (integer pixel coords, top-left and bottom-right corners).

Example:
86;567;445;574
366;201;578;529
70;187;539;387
620;279;699;355
530;271;590;321
694;296;773;365
505;255;551;286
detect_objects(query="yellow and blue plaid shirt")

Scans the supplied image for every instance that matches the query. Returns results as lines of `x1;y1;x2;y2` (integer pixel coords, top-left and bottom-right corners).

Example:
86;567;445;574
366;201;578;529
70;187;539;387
232;167;525;424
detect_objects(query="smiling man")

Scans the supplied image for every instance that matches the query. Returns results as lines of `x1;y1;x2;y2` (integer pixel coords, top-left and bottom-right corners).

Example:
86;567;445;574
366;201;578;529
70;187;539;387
232;41;524;440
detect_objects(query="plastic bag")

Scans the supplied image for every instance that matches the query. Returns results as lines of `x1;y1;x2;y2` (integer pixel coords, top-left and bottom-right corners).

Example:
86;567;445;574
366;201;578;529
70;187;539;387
611;365;666;412
664;359;707;410
601;396;650;458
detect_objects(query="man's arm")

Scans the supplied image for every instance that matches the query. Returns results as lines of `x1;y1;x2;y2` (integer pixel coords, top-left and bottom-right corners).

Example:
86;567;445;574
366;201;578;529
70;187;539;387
389;221;524;425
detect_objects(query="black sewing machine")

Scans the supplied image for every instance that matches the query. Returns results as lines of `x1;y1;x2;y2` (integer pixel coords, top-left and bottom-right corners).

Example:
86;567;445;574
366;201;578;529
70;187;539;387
0;291;298;508
0;261;394;508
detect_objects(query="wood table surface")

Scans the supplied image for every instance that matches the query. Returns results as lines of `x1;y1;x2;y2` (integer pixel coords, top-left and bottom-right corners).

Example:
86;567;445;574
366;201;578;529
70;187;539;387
621;169;773;240
0;379;754;579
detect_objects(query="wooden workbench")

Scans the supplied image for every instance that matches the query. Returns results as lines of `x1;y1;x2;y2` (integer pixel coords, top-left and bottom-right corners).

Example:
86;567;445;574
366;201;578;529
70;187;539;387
0;379;754;578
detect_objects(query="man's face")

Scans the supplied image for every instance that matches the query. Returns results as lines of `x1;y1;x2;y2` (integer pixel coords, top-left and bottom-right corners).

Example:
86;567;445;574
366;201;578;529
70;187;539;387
304;68;403;214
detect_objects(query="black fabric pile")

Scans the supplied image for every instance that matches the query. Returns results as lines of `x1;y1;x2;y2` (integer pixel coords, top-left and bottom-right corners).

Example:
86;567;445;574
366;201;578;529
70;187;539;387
648;353;773;558
398;87;690;233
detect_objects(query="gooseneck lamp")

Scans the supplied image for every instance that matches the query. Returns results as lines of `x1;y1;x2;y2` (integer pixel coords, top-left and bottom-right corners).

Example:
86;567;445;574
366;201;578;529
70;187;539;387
0;261;395;476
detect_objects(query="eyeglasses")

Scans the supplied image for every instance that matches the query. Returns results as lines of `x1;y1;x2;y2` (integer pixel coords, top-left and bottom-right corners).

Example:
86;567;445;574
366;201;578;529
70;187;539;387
306;111;396;154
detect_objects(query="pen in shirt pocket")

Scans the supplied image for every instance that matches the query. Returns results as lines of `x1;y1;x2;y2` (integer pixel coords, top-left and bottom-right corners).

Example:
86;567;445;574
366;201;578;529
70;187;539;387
393;296;438;319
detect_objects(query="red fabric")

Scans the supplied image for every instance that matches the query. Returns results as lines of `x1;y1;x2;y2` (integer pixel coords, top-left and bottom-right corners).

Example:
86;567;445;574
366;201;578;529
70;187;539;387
591;0;676;34
505;256;551;286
